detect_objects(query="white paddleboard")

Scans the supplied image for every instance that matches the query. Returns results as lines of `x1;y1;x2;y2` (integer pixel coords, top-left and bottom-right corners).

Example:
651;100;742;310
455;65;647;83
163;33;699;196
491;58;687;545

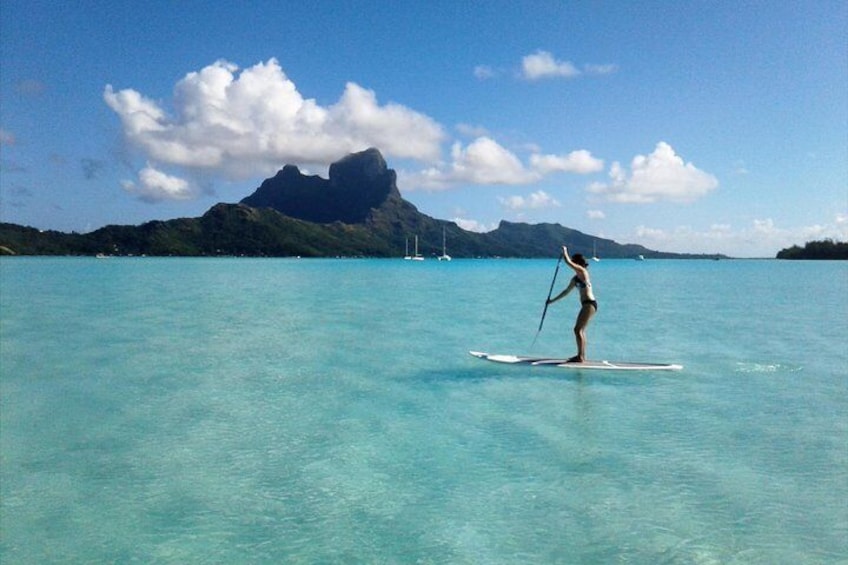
469;351;682;371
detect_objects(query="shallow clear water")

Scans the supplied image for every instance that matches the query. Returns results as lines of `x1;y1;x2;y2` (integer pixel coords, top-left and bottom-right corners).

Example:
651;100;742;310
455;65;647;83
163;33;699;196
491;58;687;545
1;257;846;563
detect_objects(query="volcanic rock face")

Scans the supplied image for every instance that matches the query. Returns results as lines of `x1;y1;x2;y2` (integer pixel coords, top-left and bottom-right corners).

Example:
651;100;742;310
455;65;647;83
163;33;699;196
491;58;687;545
241;147;401;224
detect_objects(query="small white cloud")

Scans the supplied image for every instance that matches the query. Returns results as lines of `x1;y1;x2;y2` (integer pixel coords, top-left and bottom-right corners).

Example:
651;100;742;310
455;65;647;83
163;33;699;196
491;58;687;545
122;165;194;202
481;53;615;82
473;65;497;80
402;137;540;190
636;225;668;240
521;50;580;80
499;190;560;211
589;142;718;203
452;217;497;233
587;210;606;220
530;149;604;174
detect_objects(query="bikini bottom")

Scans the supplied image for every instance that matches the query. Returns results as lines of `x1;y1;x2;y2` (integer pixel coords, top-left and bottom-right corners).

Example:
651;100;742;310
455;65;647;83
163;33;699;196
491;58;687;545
582;299;598;311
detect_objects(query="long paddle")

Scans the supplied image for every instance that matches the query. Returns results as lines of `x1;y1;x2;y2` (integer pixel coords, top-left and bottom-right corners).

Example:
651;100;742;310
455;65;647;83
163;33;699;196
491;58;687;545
532;254;561;347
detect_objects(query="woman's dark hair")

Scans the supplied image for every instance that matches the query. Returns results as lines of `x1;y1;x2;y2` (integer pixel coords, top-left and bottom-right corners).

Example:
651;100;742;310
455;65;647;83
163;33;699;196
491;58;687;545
572;253;588;267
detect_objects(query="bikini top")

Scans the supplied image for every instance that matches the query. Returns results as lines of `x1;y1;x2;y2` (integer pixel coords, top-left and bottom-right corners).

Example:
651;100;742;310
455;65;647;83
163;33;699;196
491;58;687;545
572;275;591;289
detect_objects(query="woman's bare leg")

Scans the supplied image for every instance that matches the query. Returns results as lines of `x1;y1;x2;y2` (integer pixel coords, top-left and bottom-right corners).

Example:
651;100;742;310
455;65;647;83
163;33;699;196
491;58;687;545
572;304;596;361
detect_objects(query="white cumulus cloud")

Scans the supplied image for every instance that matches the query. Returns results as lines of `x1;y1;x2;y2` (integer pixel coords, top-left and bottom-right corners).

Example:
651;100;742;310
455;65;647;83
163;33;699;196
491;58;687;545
499;190;561;211
519;51;617;81
449;138;539;184
402;137;540;190
401;138;602;191
530;150;604;174
105;58;446;199
452;217;498;233
521;50;580;80
588;142;718;203
121;165;194;202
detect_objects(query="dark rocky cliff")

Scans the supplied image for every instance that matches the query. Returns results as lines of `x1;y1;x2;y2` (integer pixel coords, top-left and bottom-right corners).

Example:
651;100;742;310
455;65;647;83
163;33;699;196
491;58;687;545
241;147;405;224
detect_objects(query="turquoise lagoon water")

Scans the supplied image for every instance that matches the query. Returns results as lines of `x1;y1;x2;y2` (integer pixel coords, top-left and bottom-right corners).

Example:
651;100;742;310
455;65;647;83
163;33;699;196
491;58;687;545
1;257;846;563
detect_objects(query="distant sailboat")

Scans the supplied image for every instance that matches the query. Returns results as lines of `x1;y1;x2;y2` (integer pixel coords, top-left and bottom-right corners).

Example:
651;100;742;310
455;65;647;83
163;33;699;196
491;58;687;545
403;238;412;260
592;241;600;262
636;254;646;261
437;227;451;261
412;235;425;261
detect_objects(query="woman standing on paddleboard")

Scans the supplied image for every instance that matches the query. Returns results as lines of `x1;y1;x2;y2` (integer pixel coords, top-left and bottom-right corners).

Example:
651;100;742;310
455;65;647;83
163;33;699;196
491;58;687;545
546;245;597;363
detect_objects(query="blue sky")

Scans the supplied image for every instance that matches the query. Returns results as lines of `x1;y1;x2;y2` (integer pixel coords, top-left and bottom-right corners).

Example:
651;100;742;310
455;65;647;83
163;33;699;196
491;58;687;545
1;0;845;257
